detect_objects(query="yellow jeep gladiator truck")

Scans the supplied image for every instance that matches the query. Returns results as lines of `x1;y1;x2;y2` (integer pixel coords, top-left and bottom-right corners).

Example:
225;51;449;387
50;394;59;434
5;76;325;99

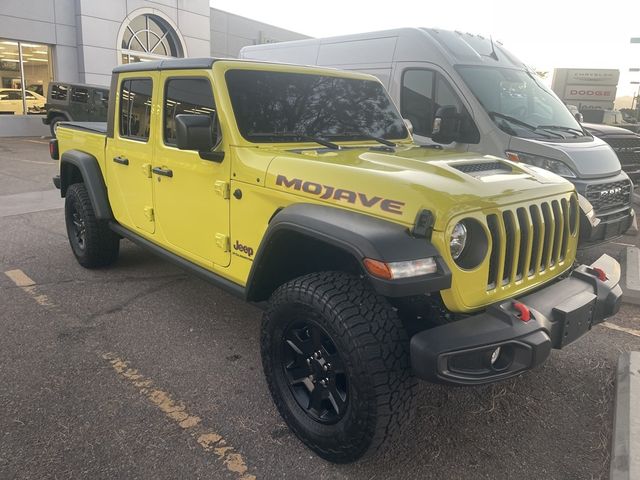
51;58;622;463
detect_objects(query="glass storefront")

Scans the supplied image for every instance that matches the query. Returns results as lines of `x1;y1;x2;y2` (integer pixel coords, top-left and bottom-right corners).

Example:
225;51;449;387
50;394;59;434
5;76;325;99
0;39;52;115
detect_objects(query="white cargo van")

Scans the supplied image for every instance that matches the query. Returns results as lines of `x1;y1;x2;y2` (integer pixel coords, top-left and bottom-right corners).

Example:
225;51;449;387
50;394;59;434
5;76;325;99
241;28;635;245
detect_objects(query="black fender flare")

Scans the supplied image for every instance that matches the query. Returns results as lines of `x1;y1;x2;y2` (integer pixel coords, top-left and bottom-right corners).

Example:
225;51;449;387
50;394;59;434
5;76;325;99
60;150;113;221
246;203;451;300
45;110;71;124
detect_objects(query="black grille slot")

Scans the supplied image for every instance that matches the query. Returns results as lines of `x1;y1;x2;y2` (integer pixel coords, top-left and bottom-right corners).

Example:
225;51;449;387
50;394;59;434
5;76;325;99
487;214;501;288
516;207;530;279
454;162;511;174
560;198;569;262
502;211;516;284
585;180;632;213
540;203;553;270
529;205;542;275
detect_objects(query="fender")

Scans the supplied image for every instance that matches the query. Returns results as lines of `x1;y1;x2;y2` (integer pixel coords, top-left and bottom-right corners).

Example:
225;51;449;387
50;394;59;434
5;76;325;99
43;110;71;125
59;150;113;220
246;203;451;301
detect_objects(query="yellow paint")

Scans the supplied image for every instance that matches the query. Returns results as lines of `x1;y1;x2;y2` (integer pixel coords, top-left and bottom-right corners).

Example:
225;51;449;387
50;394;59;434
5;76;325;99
4;269;36;287
5;269;56;308
601;322;640;338
56;60;579;313
102;353;255;480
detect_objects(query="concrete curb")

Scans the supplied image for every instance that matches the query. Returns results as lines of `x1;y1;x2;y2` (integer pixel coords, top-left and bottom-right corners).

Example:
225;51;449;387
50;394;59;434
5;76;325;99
621;247;640;306
611;352;640;480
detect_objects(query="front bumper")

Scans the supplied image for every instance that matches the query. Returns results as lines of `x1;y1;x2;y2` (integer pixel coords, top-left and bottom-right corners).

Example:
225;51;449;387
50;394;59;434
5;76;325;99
410;254;622;385
579;205;635;245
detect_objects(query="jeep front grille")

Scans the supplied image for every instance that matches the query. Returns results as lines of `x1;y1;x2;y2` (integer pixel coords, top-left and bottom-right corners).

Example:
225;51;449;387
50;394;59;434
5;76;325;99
585;180;632;213
485;196;577;290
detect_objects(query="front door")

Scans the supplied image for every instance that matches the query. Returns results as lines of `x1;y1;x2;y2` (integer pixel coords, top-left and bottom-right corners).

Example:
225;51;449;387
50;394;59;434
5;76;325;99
105;74;158;234
152;72;230;267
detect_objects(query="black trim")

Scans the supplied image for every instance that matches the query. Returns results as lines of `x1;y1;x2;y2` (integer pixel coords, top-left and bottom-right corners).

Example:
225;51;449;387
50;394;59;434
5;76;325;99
59;150;113;220
246;203;451;300
58;122;107;135
52;175;60;189
112;57;219;74
106;73;118;138
42;110;71;125
410;254;622;385
109;222;245;299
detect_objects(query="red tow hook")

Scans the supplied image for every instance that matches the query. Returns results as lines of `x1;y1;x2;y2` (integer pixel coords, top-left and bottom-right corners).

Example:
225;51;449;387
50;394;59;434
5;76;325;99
512;301;531;322
589;267;608;282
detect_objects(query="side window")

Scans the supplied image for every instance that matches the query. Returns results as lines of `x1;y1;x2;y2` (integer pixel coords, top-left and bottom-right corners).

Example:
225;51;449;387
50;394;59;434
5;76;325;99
163;77;216;146
435;75;480;144
93;90;109;105
24;92;35;99
119;78;153;141
51;85;68;101
401;69;435;137
6;91;22;100
71;87;89;103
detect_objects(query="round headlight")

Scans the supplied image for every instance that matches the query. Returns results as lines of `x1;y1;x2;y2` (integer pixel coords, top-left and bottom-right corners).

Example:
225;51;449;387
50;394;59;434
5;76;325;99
450;222;468;260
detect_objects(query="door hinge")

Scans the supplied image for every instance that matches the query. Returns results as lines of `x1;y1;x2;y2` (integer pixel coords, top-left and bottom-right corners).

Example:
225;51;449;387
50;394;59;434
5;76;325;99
214;180;230;199
141;163;152;178
215;233;230;252
143;206;154;221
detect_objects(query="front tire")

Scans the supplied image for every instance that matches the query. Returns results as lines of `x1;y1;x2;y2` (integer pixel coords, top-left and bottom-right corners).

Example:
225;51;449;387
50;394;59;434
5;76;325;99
261;272;417;463
64;183;119;268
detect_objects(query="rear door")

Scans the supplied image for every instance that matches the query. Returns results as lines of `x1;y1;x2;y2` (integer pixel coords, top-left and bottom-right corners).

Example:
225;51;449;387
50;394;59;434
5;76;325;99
105;73;158;234
152;70;231;267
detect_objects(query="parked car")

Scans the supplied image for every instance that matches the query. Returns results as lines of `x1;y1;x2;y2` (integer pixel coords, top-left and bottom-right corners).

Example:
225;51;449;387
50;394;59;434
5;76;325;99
42;82;110;137
51;57;622;463
582;122;640;184
241;28;635;245
0;88;46;114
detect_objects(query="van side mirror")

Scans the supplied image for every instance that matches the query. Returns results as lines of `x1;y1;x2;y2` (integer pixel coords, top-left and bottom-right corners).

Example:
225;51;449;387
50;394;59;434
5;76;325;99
403;118;414;135
575;112;583;123
432;105;460;144
175;114;224;162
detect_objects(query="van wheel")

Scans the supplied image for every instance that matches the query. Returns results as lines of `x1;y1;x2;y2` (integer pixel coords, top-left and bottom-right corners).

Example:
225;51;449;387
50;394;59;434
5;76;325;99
64;183;119;268
50;116;63;138
261;271;417;463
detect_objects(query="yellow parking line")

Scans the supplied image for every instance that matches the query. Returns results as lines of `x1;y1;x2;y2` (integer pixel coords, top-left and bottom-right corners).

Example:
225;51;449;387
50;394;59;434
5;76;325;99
25;139;49;145
601;322;640;338
4;269;55;307
103;353;256;480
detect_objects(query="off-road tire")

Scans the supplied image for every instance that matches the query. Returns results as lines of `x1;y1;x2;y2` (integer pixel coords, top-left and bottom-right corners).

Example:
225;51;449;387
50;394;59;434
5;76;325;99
49;115;63;138
261;271;418;463
64;183;119;268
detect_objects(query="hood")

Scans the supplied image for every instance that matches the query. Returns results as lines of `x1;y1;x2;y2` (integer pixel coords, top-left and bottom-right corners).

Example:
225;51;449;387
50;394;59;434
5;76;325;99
508;136;621;178
581;122;640;137
264;145;574;231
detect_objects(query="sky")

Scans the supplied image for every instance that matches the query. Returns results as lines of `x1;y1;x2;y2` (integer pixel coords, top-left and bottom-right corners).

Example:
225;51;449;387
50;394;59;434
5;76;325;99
211;0;640;99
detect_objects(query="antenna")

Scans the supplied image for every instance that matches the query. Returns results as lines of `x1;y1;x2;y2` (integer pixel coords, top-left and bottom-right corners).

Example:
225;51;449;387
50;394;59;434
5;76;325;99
489;35;499;61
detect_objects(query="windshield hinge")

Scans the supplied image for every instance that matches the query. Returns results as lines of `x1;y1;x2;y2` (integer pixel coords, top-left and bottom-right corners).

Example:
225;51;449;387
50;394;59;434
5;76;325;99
214;180;230;199
215;233;230;252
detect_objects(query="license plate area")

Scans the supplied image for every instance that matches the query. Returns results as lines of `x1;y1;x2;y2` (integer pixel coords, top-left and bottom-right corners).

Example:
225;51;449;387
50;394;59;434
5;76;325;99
552;290;597;348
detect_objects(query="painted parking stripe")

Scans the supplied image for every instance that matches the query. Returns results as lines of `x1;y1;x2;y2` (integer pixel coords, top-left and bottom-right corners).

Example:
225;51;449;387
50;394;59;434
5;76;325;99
4;269;56;307
103;353;256;480
601;321;640;338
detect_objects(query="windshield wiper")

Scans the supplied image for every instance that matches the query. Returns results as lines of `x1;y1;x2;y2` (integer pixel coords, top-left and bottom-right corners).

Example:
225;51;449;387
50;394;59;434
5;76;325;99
487;112;564;139
537;125;585;137
247;132;340;149
327;132;397;147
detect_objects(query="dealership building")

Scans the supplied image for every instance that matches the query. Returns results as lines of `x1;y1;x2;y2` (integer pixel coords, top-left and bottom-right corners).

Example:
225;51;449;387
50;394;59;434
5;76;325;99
0;0;308;135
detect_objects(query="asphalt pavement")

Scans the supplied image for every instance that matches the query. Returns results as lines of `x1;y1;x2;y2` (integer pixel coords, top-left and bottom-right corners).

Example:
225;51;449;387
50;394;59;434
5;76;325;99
1;137;640;479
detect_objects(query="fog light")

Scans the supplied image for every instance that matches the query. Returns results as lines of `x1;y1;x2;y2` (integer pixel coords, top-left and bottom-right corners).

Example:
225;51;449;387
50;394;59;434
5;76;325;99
490;347;501;366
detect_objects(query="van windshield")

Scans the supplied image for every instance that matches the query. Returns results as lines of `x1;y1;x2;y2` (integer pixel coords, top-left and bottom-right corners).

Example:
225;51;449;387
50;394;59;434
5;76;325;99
456;66;584;139
226;69;408;143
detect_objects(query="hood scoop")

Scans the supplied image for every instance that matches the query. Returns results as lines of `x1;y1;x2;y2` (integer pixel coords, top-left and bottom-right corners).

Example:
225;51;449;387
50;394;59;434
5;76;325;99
452;161;512;178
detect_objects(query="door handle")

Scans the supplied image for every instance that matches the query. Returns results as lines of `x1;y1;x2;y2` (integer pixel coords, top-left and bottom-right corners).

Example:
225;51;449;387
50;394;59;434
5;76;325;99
113;156;129;165
152;166;173;178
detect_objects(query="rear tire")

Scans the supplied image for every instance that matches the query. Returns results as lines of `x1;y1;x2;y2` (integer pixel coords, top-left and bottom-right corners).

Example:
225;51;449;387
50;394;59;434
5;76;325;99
64;183;119;268
49;116;63;138
261;271;417;463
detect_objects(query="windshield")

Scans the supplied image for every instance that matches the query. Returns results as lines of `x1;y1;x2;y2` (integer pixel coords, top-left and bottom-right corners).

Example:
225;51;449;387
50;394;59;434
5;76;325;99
456;66;584;139
226;69;408;143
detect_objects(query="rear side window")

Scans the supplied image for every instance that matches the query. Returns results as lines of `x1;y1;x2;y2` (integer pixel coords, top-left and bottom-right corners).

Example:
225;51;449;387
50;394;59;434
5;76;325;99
163;77;216;146
71;87;89;103
50;85;68;101
3;91;21;100
119;78;153;141
94;90;109;103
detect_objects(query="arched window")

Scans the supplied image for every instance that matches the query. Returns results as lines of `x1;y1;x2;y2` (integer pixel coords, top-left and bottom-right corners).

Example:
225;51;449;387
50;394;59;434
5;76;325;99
120;14;183;64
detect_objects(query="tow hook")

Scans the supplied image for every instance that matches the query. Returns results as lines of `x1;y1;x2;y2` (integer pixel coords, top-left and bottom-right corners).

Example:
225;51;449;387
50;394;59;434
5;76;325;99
586;266;608;282
512;301;531;322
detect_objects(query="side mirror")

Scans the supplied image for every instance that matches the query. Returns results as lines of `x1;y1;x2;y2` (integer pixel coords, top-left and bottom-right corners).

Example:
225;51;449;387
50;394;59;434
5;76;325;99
403;118;414;135
175;114;224;161
432;105;460;144
575;112;583;123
